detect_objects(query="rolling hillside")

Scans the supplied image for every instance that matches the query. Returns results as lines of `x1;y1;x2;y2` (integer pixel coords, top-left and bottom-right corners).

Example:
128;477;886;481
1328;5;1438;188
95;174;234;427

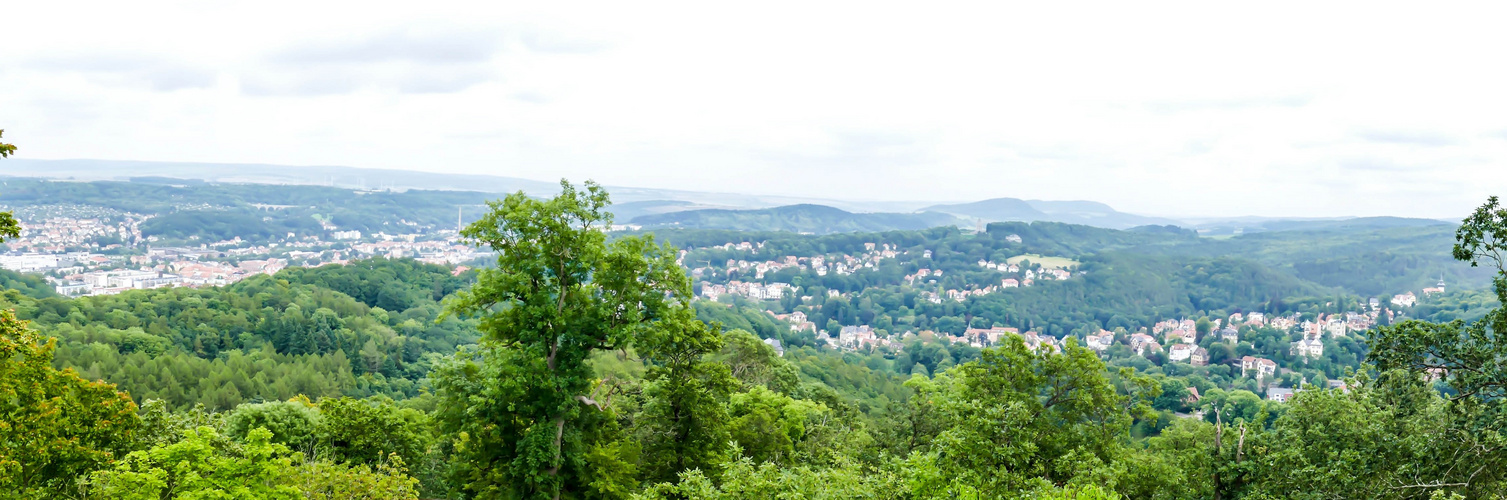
923;197;1181;229
630;204;964;233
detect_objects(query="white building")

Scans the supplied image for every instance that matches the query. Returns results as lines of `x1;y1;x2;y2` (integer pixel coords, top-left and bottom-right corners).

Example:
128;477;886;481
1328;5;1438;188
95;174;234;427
1084;332;1115;352
0;253;61;272
1241;356;1278;380
1168;343;1196;362
1290;339;1324;359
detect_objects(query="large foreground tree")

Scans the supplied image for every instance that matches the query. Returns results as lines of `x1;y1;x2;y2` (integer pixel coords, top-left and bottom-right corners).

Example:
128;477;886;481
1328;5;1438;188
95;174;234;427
1366;195;1507;496
435;181;718;499
0;129;20;239
0;129;139;496
0;309;142;496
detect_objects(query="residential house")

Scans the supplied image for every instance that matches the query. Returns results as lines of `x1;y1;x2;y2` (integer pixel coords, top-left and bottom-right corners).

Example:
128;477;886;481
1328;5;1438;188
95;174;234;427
1266;387;1297;403
1241;356;1278;380
1165;329;1196;345
1190;347;1210;367
1021;331;1059;354
838;325;878;349
1168;343;1196;362
763;338;785;357
1129;333;1157;355
1324;319;1347;337
1084;331;1115;352
1290;338;1324;359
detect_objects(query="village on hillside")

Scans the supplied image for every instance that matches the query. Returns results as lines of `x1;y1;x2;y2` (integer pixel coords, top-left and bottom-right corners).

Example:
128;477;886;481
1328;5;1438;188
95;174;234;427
676;235;1456;403
1;213;484;297
1;215;1456;405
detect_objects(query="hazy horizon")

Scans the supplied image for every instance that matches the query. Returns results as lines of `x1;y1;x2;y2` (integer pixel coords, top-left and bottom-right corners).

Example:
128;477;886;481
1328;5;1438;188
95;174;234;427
2;157;1469;223
5;2;1507;219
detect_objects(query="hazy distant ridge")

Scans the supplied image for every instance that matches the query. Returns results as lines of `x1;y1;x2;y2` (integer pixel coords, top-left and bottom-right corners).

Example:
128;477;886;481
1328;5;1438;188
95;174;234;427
922;198;1182;230
629;204;964;233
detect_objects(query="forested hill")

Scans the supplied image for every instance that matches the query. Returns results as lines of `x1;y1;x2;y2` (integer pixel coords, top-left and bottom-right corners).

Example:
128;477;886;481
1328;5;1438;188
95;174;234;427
10;187;1507;498
923;197;1182;229
1122;220;1493;296
652;218;1486;300
11;258;480;411
0;268;57;299
629;203;966;233
0;177;500;238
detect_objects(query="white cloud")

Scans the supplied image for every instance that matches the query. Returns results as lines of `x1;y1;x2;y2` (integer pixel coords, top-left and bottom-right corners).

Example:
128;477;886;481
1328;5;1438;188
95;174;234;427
3;1;1507;219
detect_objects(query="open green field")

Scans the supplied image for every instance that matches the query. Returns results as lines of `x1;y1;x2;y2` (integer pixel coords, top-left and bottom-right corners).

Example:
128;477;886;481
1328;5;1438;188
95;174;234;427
1007;253;1081;269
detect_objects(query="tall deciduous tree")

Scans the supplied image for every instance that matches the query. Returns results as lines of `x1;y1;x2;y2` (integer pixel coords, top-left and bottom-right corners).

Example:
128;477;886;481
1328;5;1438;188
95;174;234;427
436;181;702;499
0;129;14;158
0;136;135;492
0;308;141;496
914;337;1157;497
1368;195;1507;494
633;307;737;483
0;129;20;240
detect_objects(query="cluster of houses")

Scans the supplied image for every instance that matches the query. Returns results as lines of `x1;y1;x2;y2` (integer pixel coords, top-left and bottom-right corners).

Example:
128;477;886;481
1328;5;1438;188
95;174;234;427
686;242;902;280
48;258;291;297
770;310;818;335
976;259;1072;281
954;326;1064;353
774;306;1364;397
1386;279;1449;309
3;216;143;254
687;236;1087;310
828;325;895;350
907;265;1074;304
345;238;480;265
701;280;793;301
28;226;483;297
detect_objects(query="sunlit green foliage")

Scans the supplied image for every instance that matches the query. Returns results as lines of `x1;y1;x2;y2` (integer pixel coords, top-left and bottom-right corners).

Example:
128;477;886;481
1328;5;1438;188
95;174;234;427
8;180;1507;499
0;309;140;497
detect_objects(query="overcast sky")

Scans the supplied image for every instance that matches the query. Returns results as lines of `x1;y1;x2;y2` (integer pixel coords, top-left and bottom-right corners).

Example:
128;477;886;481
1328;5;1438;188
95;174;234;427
4;2;1507;218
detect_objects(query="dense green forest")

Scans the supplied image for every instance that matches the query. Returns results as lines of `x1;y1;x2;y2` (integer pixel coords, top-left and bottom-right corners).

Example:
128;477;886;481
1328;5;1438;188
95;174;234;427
10;258;478;411
630;203;965;233
6;182;1507;498
0;177;501;240
657;216;1492;312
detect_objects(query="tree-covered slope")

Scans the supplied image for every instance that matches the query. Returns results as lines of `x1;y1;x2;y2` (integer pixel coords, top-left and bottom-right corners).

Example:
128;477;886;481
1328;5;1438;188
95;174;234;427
8;258;478;411
630;204;963;233
924;197;1182;229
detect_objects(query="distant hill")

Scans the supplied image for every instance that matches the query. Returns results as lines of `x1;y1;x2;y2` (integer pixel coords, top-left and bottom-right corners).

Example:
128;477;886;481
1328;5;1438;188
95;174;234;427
1125;219;1490;297
630;204;964;234
0;159;920;212
927;198;1043;220
1242;216;1450;233
2;158;564;196
922;197;1181;229
608;200;704;224
1188;216;1451;236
